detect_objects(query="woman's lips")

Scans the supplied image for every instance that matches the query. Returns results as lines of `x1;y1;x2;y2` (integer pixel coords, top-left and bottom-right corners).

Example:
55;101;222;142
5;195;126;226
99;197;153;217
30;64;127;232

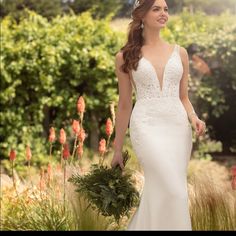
158;19;166;24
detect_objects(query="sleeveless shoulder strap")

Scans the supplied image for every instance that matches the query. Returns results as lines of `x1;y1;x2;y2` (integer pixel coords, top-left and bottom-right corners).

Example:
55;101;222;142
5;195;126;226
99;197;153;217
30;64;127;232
129;70;137;93
175;44;180;54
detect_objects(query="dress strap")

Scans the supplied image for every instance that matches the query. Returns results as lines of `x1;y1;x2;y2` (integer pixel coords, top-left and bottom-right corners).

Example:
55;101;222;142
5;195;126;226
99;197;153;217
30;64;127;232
129;71;137;93
175;44;180;54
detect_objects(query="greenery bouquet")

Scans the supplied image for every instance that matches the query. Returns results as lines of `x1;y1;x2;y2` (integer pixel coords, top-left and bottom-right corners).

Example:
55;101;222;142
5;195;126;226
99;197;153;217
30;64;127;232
68;149;140;223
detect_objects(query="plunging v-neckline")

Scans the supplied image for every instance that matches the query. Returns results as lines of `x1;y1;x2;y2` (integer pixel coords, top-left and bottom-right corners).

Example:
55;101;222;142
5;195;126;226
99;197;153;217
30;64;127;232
141;44;177;92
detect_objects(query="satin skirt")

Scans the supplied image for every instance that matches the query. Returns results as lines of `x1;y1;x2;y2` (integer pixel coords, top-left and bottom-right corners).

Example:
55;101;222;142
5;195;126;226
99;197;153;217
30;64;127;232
128;97;193;230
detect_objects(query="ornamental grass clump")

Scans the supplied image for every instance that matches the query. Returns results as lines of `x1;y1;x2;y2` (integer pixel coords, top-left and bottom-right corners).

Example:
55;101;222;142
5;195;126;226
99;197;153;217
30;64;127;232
68;150;140;223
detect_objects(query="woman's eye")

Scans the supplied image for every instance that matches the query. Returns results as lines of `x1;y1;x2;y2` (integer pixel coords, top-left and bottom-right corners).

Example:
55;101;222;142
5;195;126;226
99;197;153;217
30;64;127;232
153;8;168;12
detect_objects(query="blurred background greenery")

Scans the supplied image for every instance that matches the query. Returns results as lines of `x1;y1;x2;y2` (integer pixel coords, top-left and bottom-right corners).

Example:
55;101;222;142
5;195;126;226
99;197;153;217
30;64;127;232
0;0;236;174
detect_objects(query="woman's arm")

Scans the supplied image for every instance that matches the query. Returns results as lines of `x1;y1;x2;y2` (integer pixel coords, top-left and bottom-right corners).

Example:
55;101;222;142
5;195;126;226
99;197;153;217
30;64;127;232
111;51;133;169
179;46;206;137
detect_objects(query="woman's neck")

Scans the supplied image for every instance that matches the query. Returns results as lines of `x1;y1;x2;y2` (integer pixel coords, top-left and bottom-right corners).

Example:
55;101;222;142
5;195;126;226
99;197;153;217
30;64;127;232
142;28;165;47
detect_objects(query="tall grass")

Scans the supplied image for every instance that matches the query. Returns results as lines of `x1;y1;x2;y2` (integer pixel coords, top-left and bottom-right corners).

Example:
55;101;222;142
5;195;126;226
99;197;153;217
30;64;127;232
1;187;74;231
66;163;116;230
188;160;236;231
1;160;119;231
1;158;235;230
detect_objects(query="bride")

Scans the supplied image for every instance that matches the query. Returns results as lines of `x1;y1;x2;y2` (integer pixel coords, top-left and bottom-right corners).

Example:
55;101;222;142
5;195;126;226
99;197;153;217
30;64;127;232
111;0;206;230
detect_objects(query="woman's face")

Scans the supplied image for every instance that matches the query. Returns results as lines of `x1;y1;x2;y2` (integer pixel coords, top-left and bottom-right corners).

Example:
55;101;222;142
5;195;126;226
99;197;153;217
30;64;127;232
143;0;169;30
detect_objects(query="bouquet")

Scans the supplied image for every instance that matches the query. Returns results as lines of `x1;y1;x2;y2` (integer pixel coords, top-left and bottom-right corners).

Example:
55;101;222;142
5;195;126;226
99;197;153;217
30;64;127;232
68;149;140;223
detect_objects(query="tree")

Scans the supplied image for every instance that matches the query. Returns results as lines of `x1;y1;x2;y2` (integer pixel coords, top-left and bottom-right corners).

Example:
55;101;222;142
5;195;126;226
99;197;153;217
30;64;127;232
65;0;123;19
0;0;63;20
0;0;125;20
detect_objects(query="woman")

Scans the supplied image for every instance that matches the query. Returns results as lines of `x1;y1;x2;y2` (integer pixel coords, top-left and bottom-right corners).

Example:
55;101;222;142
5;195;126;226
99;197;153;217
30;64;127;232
111;0;206;230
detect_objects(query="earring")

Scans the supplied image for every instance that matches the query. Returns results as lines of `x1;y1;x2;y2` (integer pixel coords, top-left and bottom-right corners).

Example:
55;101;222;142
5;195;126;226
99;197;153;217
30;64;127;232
141;22;144;29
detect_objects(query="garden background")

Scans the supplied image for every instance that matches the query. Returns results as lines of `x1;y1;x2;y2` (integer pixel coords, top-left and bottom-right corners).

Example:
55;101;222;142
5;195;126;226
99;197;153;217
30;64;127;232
1;0;236;231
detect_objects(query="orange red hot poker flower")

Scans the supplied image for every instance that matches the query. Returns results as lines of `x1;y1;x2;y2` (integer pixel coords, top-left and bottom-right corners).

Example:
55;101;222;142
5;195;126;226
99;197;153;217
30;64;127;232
77;96;85;114
99;139;106;156
78;128;86;143
105;118;113;137
72;120;80;134
63;143;70;160
49;127;56;143
59;128;66;145
9;149;16;161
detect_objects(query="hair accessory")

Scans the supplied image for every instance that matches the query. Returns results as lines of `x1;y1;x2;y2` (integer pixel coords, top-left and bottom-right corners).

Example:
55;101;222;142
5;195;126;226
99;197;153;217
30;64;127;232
133;0;140;10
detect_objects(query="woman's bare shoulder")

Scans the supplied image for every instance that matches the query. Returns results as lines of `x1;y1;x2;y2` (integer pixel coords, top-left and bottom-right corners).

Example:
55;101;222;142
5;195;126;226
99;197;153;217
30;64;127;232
115;50;125;65
178;45;188;57
176;44;189;64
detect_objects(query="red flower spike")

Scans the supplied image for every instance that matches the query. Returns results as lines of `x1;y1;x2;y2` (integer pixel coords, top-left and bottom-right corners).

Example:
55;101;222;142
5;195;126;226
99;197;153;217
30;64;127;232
59;128;66;145
77;96;85;114
49;127;56;143
105;118;113;137
72;120;80;134
9;149;16;161
63;143;70;160
99;139;106;155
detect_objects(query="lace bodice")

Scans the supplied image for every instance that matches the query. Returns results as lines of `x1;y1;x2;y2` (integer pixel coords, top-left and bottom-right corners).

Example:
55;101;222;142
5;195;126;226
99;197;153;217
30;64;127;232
131;44;183;100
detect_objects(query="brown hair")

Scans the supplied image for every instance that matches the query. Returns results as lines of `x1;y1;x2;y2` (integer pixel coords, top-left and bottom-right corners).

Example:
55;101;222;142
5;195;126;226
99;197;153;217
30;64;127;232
120;0;155;74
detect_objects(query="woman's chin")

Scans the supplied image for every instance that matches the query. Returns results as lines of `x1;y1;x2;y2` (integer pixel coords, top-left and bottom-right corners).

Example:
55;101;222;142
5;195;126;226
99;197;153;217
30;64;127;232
159;22;167;26
155;22;167;29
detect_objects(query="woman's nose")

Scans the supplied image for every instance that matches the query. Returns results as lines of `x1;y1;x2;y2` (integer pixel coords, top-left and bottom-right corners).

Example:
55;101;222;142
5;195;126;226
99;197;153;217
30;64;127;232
160;8;167;15
160;10;167;15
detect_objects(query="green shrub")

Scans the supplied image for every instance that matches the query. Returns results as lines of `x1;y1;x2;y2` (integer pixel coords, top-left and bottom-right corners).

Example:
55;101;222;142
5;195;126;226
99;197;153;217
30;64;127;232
1;10;124;172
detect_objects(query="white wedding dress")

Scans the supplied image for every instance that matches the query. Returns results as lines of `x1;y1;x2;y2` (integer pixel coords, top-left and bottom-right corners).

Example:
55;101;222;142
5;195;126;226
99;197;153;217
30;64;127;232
127;44;193;230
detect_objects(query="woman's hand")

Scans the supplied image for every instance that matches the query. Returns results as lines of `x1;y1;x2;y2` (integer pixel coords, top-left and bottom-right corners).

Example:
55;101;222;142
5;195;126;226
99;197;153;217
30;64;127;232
111;151;124;170
191;115;206;137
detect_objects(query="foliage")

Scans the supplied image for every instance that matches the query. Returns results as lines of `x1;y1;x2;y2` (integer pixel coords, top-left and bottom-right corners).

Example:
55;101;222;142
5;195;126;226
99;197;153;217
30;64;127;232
192;137;222;160
66;0;123;19
0;10;123;168
68;150;140;223
0;0;125;20
0;0;63;20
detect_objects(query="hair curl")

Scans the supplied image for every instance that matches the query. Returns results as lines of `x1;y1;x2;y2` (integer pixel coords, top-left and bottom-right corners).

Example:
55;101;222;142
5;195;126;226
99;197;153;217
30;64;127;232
120;0;155;74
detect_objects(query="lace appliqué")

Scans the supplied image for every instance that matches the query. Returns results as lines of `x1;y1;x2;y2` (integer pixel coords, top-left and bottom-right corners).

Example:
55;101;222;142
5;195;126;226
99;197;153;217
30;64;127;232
131;44;183;100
